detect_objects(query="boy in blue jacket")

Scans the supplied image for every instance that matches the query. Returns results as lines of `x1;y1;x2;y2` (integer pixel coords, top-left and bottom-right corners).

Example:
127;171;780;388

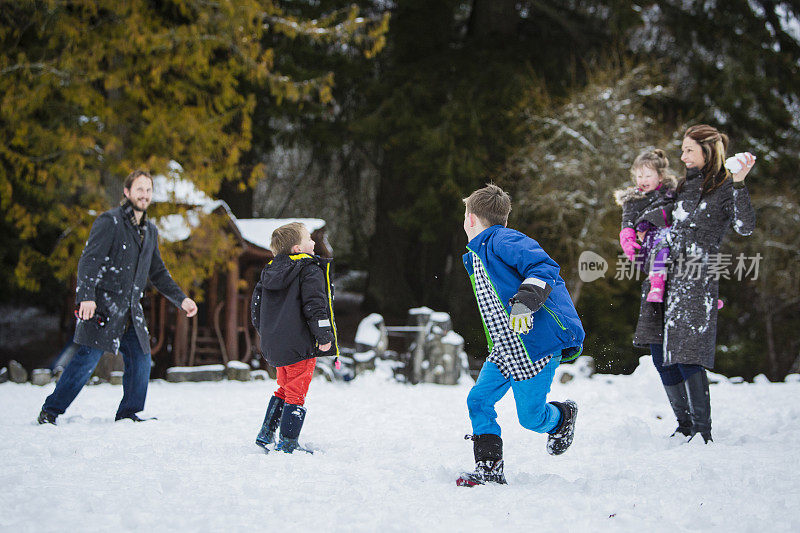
457;184;585;487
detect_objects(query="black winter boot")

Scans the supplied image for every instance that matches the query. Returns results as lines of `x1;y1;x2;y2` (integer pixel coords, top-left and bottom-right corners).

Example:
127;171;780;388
663;382;692;437
685;370;712;443
275;403;312;454
37;409;57;425
115;414;156;422
456;434;508;487
255;395;285;450
547;400;578;455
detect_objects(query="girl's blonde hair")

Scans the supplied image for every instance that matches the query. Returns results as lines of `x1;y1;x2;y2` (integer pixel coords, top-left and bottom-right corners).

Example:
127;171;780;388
630;149;674;185
614;149;678;206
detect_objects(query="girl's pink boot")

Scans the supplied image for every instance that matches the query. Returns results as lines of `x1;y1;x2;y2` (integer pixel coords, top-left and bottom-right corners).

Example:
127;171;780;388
647;272;666;303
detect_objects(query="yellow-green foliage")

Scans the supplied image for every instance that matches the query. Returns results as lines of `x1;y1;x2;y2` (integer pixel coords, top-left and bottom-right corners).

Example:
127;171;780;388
154;209;240;303
0;0;388;293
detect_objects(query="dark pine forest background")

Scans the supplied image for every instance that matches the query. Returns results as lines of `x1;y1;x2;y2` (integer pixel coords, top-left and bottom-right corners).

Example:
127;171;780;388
1;1;798;380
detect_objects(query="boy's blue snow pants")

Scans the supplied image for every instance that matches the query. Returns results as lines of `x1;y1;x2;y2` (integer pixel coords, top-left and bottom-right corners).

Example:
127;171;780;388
467;355;561;436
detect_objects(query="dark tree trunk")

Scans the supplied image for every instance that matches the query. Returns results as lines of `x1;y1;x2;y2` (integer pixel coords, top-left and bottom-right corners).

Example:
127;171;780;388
364;162;417;314
467;0;519;39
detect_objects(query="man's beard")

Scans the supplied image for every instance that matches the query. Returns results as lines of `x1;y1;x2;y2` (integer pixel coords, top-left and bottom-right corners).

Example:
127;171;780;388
129;199;149;212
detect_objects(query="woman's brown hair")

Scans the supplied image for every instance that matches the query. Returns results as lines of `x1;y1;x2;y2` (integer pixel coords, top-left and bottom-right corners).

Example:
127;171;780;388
683;124;730;194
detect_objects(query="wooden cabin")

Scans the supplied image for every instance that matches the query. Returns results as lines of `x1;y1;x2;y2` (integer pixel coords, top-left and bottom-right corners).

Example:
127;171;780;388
149;176;332;369
152;211;331;369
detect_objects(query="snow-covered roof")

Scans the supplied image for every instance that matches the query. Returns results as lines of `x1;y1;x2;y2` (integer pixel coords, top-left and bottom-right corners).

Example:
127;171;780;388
151;174;214;206
154;200;228;242
150;166;326;249
235;218;326;251
155;210;326;251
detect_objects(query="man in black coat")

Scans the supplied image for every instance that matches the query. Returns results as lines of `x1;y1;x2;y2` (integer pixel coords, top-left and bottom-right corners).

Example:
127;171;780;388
38;170;197;424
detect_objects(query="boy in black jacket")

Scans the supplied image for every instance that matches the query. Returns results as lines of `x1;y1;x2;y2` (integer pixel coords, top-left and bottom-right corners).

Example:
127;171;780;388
250;222;338;453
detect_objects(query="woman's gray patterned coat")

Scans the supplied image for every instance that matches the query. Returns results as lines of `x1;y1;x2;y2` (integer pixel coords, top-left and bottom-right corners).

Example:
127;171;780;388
663;169;755;368
633;282;664;347
73;204;187;355
614;177;678;347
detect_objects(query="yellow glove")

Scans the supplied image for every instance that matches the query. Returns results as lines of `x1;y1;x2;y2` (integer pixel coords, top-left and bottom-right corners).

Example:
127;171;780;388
509;302;533;334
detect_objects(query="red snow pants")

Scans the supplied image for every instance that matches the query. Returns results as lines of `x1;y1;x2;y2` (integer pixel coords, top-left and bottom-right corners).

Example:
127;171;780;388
274;358;316;406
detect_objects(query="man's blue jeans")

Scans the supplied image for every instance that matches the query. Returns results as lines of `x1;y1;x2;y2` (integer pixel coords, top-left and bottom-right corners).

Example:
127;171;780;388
42;325;151;419
467;356;562;436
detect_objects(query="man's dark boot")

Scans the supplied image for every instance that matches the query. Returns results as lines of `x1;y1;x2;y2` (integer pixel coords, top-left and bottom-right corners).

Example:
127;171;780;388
37;409;57;425
547;400;578;455
663;382;692;437
685;370;713;443
456;434;507;487
275;403;311;454
115;414;156;422
255;395;285;450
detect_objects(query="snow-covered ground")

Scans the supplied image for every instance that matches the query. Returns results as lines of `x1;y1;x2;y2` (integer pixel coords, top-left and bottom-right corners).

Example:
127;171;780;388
2;358;799;532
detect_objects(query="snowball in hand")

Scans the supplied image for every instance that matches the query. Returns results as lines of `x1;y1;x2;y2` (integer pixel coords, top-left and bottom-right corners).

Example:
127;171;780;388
725;156;744;173
724;152;756;173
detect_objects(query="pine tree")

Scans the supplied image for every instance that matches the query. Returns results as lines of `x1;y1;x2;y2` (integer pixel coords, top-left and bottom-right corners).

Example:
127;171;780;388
0;0;387;301
632;1;800;179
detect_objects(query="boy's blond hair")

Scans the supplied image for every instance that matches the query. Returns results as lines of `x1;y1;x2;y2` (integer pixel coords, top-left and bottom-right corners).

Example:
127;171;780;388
270;222;307;255
463;183;511;227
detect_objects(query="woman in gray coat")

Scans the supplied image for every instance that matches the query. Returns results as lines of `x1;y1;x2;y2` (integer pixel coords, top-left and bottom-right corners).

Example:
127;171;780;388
660;124;756;443
615;150;689;437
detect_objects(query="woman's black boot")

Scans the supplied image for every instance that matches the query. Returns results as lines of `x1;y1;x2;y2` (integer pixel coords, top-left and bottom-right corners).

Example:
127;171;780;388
685;370;713;443
663;382;692;437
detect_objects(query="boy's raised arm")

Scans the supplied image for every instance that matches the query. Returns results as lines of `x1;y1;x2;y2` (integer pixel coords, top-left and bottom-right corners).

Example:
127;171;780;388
495;231;560;335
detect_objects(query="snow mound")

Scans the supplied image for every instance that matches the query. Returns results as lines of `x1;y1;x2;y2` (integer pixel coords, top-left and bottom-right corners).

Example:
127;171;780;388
354;313;384;348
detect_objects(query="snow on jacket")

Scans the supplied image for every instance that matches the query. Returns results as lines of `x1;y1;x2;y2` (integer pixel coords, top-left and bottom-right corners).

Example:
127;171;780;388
74;203;187;354
250;253;338;368
462;225;585;365
663;168;756;368
614;179;678;347
614;174;679;231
